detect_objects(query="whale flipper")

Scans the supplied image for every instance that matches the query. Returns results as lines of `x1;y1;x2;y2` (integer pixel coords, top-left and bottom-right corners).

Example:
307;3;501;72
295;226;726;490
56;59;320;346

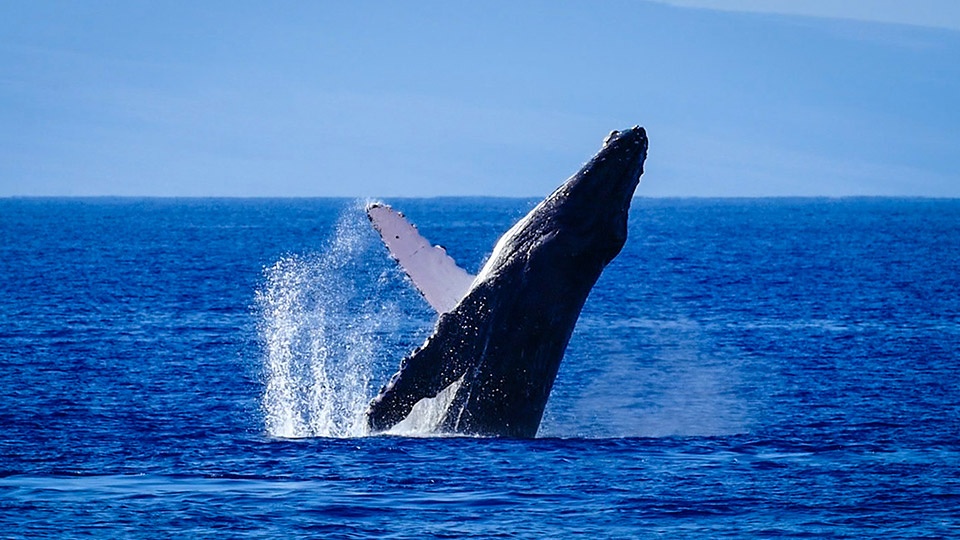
367;203;475;314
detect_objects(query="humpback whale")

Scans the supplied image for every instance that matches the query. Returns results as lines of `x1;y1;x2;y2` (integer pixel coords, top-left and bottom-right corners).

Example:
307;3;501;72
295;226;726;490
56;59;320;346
366;126;648;437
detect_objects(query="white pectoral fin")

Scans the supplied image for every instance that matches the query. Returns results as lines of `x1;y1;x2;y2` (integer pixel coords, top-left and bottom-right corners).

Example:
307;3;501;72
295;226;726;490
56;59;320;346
367;203;475;313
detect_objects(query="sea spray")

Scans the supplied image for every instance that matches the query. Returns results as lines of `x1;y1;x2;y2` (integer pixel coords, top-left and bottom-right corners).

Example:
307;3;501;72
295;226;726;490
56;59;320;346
256;205;399;438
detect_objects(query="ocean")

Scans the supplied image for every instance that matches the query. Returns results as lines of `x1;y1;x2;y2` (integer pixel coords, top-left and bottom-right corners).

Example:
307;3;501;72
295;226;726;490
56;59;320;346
1;197;957;538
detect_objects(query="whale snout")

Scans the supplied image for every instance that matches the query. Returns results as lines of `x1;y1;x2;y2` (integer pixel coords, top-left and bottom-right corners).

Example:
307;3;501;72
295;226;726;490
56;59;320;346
604;125;644;143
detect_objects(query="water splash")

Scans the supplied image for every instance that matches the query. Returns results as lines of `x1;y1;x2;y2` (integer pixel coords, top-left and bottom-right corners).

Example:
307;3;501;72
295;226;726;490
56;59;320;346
256;205;397;438
256;203;460;439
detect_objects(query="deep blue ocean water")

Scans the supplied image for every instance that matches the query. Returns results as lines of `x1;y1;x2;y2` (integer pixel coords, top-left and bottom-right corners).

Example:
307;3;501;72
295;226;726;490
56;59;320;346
1;197;958;538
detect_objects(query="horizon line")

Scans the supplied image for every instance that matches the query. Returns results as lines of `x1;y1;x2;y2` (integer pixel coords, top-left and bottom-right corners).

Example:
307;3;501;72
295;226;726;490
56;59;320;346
3;194;959;201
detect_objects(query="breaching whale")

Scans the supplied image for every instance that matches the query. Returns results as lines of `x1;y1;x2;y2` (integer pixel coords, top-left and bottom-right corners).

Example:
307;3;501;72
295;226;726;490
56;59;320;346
365;126;648;437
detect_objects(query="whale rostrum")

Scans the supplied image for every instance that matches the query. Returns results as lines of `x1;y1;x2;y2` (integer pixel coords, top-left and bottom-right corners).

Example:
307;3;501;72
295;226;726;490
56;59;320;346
366;126;648;437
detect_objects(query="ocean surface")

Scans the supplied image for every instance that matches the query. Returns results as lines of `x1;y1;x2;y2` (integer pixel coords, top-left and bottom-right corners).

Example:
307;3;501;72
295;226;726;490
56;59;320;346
1;197;958;538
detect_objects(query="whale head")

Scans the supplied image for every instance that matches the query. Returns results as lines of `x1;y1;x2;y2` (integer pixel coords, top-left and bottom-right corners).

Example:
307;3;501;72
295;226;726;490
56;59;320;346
475;126;648;285
541;125;649;266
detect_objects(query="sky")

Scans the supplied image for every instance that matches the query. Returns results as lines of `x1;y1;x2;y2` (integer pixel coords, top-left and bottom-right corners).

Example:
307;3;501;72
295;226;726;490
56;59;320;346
1;1;958;197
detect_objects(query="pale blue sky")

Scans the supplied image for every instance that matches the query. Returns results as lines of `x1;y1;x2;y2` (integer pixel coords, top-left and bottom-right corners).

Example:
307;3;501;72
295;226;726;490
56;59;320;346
2;1;958;197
